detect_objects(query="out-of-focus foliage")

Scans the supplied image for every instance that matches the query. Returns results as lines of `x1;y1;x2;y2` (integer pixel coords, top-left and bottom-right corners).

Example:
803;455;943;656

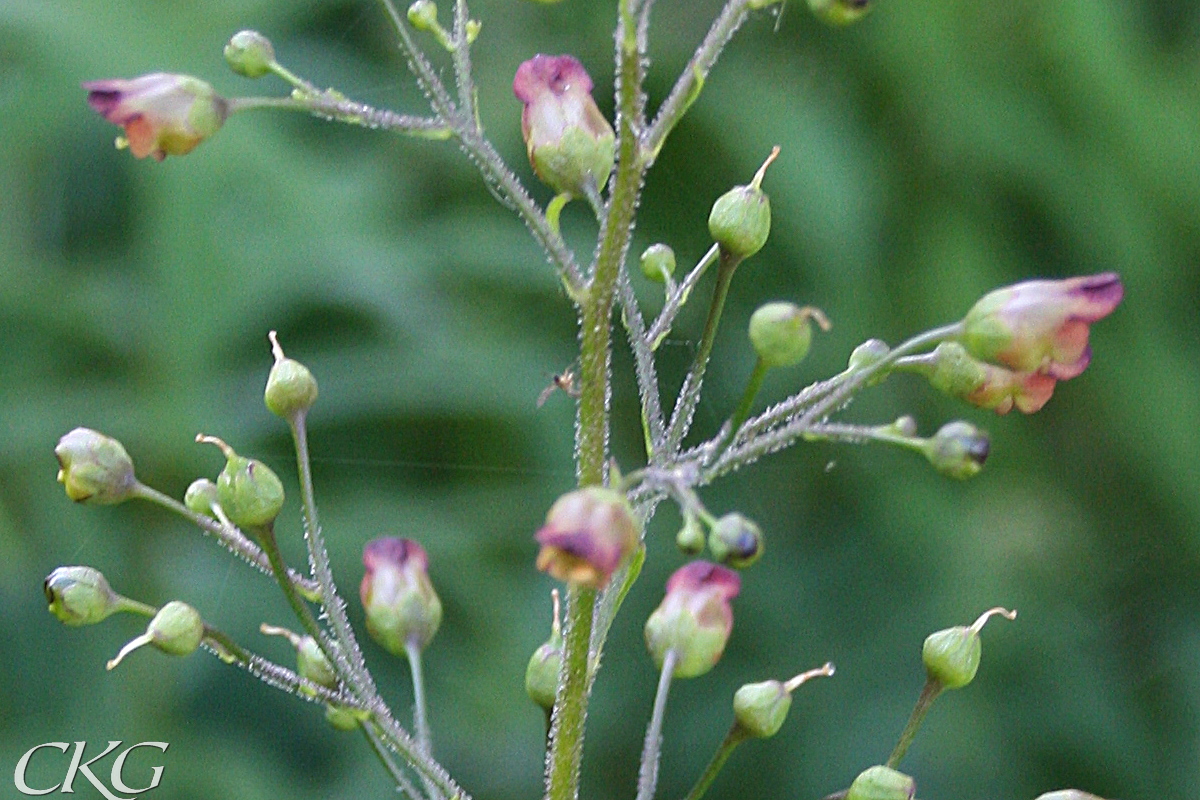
1;0;1197;798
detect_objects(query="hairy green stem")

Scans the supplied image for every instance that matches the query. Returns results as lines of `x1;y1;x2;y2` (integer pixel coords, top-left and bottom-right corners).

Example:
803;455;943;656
665;250;742;454
363;721;426;800
130;483;321;600
635;649;679;800
888;679;944;768
682;725;750;800
405;639;433;754
228;95;450;138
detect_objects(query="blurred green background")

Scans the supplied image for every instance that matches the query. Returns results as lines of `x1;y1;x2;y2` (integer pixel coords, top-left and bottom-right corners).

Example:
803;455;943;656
2;0;1197;798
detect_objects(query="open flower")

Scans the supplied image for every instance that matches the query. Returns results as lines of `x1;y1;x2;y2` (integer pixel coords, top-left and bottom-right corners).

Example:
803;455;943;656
84;73;228;161
959;273;1123;380
513;54;615;197
535;487;639;590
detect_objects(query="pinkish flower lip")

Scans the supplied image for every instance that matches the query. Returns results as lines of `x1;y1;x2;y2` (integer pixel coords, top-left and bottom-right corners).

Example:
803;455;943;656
513;54;593;104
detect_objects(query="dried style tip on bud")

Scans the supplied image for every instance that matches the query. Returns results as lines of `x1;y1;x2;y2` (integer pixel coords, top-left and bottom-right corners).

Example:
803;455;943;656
708;147;778;260
535;487;640;589
923;421;989;480
107;600;205;670
44;567;125;626
224;30;276;78
807;0;872;26
525;589;563;711
922;607;1016;690
55;428;137;505
924;341;1057;415
749;303;830;369
733;663;835;739
265;331;319;419
184;478;219;516
83;73;228;161
959;273;1124;380
644;561;741;679
513;54;615;198
640;243;677;284
675;512;706;555
707;513;764;569
360;537;443;657
197;435;285;529
846;765;916;800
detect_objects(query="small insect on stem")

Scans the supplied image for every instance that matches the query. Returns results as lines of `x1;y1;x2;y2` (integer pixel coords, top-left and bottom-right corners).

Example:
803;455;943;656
537;366;582;408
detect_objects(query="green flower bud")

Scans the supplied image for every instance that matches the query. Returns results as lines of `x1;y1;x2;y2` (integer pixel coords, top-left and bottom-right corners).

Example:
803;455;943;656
846;765;915;800
265;331;318;419
645;561;740;678
107;600;205;670
262;623;338;693
708;162;773;260
407;0;439;31
224;30;276;78
360;538;443;657
708;513;763;569
44;566;125;626
733;663;834;738
923;607;1016;690
325;705;362;731
198;435;285;529
748;303;830;369
55;428;137;505
848;338;890;371
675;511;706;556
525;589;563;711
640;243;676;283
807;0;872;26
923;421;989;480
184;478;219;516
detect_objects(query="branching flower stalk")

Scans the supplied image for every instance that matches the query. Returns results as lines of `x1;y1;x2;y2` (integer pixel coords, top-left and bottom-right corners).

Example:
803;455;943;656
56;3;1129;800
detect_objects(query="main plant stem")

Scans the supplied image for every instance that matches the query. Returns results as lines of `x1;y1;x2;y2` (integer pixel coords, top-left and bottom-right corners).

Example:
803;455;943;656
545;6;645;800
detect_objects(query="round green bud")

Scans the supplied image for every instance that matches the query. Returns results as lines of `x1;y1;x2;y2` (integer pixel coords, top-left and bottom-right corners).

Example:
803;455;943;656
407;0;439;30
148;601;205;656
199;435;285;529
675;512;706;556
44;566;124;626
297;635;338;689
846;765;915;800
923;421;989;480
640;243;676;283
525;639;563;711
848;338;890;372
922;625;980;689
709;184;770;260
325;704;361;731
733;680;792;738
707;513;763;569
55;428;137;505
184;478;219;516
224;30;276;78
808;0;872;26
264;338;319;419
749;302;812;368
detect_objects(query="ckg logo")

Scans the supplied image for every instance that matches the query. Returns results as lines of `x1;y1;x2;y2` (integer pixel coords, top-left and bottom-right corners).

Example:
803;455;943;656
14;741;168;800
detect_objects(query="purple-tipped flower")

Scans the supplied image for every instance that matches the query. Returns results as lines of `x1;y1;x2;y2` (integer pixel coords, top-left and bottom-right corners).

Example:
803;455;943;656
84;73;228;161
644;561;741;678
360;537;443;657
513;54;615;197
535;487;640;589
959;273;1123;380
